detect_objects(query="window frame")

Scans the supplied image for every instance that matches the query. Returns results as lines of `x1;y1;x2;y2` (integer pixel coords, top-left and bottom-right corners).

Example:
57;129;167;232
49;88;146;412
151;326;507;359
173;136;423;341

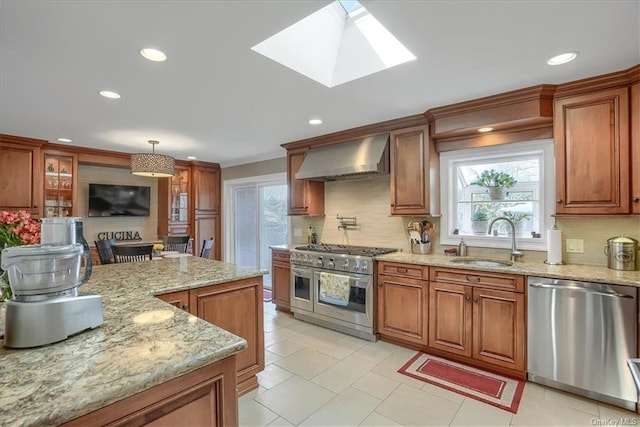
439;139;555;251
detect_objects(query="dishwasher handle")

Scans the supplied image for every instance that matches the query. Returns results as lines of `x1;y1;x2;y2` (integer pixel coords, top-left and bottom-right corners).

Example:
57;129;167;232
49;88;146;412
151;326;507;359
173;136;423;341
529;282;634;299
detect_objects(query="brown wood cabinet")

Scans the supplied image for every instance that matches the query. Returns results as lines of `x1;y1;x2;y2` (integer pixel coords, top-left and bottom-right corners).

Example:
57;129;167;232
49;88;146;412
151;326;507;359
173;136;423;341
157;290;190;312
631;82;640;214
271;249;291;311
62;356;238;427
158;161;221;259
189;276;264;395
42;149;78;218
0;134;44;215
554;87;631;214
158;165;191;238
389;125;438;215
377;261;429;346
428;267;526;375
287;148;324;216
193;163;221;215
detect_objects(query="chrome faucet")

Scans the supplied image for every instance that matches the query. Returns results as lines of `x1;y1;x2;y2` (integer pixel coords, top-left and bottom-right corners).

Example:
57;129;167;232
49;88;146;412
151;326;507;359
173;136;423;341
487;217;523;262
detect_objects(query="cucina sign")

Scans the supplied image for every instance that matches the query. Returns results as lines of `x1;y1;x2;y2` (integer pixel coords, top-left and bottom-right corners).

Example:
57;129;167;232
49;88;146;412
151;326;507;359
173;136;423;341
96;231;142;241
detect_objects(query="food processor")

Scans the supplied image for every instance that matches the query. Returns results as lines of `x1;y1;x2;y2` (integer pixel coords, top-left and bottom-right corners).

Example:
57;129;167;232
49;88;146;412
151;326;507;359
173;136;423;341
1;217;103;348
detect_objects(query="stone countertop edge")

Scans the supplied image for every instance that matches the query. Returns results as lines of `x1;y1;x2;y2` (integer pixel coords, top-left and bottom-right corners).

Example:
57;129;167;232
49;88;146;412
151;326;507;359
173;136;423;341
375;252;640;287
0;256;265;427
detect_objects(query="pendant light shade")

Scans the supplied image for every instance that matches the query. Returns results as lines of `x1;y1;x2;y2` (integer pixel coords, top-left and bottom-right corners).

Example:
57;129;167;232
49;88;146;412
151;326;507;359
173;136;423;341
131;140;175;177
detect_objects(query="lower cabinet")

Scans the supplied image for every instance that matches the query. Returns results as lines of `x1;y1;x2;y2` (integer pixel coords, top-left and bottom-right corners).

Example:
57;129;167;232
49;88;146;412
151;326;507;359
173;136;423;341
271;249;291;311
428;267;526;375
62;356;238;427
189;277;264;395
157;290;190;312
157;276;264;396
377;262;429;346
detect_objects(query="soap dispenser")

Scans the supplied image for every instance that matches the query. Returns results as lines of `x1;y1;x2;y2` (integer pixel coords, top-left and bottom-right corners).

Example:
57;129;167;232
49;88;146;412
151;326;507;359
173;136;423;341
458;238;467;256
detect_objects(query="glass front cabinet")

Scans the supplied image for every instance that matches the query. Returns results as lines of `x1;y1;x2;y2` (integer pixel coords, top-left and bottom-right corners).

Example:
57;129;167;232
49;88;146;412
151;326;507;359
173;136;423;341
43;151;77;218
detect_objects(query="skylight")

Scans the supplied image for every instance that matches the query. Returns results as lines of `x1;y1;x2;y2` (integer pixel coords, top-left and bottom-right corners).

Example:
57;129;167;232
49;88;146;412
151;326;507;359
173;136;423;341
251;1;416;87
339;0;364;15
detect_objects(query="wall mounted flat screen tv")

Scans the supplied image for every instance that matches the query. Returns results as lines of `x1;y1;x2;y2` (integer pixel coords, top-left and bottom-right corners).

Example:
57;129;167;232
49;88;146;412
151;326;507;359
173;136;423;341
88;184;151;217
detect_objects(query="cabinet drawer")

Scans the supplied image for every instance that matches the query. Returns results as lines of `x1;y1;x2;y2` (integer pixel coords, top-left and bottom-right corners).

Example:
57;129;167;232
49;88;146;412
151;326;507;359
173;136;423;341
430;267;524;292
378;261;429;280
168;223;189;235
272;250;290;262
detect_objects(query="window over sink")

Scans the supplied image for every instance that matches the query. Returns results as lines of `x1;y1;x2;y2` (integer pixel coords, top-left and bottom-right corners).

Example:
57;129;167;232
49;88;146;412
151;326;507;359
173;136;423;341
440;139;555;251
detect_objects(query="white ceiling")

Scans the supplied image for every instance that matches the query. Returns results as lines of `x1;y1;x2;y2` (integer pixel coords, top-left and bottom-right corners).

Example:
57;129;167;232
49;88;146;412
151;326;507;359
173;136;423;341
1;1;639;167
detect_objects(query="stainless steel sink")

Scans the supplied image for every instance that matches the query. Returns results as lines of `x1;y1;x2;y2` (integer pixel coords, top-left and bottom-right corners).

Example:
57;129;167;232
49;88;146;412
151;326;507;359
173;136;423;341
449;257;514;268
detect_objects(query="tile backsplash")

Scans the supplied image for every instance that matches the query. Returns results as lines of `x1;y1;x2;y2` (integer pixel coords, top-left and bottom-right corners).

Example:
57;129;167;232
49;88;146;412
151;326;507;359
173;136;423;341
290;175;640;267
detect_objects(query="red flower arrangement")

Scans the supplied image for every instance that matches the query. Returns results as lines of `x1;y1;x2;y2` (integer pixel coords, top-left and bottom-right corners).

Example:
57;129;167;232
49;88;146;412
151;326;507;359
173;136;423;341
1;210;41;300
0;210;41;248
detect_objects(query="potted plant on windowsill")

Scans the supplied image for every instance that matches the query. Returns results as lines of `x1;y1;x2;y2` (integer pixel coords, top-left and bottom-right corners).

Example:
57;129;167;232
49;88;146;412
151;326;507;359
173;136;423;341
470;206;490;235
503;211;531;235
470;169;517;200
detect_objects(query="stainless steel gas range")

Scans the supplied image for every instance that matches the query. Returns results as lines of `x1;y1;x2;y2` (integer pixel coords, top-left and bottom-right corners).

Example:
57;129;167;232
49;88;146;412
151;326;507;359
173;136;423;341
289;244;398;341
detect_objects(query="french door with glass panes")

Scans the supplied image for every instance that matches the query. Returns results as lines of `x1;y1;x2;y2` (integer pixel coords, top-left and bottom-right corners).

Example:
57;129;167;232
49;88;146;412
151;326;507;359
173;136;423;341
231;178;287;289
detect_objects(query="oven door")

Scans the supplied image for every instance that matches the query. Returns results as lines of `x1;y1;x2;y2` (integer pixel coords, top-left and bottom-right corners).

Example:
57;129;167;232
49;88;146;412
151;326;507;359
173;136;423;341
291;265;314;312
313;270;373;328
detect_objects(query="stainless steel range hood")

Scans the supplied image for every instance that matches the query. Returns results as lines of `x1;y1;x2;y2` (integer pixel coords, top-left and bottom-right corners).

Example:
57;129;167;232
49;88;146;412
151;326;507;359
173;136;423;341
295;134;390;181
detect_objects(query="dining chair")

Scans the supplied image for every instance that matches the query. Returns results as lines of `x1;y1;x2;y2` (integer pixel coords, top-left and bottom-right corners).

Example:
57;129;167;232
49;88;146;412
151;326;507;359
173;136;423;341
162;235;191;253
111;244;153;263
200;238;214;259
94;239;116;264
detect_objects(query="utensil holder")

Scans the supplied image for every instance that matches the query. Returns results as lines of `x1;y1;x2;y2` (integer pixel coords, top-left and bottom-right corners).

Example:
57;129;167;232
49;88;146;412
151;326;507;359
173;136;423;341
411;242;431;255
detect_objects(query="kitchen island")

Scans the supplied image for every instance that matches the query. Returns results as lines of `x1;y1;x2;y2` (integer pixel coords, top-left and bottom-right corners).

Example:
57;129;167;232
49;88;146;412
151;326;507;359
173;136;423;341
0;256;266;426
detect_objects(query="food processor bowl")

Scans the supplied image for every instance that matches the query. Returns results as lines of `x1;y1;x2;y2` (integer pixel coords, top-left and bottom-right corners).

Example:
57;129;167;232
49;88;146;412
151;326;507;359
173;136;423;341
1;244;85;297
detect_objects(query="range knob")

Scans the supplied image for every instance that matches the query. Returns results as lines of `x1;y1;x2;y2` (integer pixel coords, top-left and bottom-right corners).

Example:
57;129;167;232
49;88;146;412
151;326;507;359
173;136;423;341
327;258;335;269
315;256;324;268
353;261;360;272
342;260;350;270
361;263;368;273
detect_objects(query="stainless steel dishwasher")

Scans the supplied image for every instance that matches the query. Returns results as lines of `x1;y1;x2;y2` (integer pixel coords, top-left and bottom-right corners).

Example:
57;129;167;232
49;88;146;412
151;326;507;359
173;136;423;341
528;276;638;410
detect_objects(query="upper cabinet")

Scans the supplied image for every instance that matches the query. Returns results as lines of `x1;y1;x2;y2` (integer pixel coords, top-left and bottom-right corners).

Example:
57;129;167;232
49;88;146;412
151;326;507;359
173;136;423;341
389;125;438;215
158;164;191;237
193;163;220;215
0;134;44;215
554;65;639;215
631;81;640;214
42;149;78;218
286;148;324;216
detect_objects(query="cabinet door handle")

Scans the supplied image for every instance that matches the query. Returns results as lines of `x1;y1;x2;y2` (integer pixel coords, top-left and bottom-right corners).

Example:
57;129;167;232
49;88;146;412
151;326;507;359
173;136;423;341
398;268;408;273
465;295;471;302
633;196;639;203
473;297;479;303
181;304;189;311
465;275;481;283
556;199;563;204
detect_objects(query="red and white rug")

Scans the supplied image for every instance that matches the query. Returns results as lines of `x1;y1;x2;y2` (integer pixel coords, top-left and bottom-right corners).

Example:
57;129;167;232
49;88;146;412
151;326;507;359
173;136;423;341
398;352;525;413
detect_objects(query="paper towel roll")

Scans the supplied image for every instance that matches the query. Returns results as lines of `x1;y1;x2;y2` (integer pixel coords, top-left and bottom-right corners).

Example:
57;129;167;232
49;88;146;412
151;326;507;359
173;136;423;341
546;228;563;264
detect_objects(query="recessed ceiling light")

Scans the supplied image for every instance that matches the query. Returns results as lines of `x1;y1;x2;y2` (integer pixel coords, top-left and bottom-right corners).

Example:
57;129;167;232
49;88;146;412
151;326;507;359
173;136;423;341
56;138;72;143
140;48;167;62
99;90;121;99
309;119;323;125
187;156;197;160
478;127;493;133
547;52;579;66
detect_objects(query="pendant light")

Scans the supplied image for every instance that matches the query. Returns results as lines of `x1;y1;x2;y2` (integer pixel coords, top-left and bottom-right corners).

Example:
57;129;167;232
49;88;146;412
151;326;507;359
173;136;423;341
131;140;175;177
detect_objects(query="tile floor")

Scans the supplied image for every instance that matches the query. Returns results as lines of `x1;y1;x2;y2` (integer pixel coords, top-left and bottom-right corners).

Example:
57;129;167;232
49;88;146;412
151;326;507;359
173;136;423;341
239;302;639;426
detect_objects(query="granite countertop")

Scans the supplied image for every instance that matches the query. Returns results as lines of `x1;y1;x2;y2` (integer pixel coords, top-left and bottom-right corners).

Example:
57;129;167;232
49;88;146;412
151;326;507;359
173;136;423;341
0;256;266;427
375;252;640;287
